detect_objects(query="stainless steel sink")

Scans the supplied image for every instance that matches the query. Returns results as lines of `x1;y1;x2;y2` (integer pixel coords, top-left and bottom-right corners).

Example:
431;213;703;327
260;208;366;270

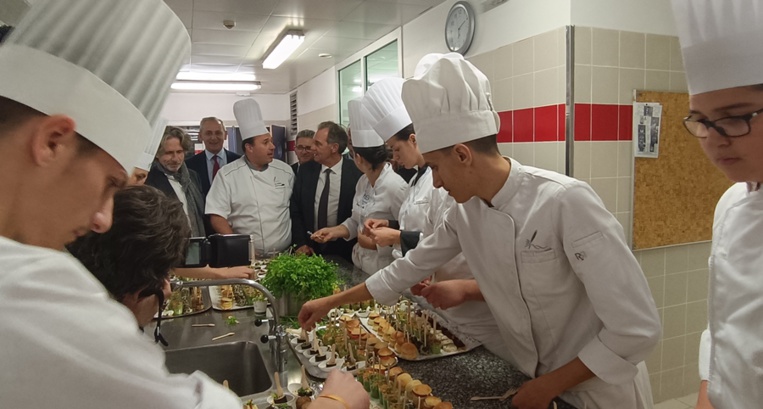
165;341;273;396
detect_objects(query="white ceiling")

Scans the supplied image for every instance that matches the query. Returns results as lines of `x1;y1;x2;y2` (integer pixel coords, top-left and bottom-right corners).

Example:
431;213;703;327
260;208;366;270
164;0;446;94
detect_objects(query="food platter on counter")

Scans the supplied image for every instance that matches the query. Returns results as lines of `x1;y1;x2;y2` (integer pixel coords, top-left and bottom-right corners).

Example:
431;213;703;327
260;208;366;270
157;287;211;319
210;284;266;311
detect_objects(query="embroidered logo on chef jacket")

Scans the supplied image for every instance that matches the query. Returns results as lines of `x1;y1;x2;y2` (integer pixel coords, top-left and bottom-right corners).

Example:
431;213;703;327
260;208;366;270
525;230;550;251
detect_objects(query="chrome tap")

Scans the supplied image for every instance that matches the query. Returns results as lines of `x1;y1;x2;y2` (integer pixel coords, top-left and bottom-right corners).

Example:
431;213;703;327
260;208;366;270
170;278;288;386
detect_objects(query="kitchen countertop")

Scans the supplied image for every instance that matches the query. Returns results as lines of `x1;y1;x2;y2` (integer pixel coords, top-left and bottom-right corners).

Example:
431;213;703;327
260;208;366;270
155;256;575;408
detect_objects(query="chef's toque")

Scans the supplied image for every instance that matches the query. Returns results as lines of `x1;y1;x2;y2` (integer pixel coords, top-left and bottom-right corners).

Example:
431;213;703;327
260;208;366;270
362;78;412;142
672;0;763;95
402;55;500;154
348;98;384;148
135;119;168;172
413;52;464;78
0;0;190;171
233;98;269;141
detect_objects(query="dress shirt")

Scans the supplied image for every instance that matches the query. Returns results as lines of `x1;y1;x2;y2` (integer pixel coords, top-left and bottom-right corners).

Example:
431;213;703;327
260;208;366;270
314;158;343;230
205;149;228;184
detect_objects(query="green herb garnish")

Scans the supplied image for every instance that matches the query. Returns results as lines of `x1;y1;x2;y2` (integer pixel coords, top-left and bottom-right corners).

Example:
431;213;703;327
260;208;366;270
260;253;341;301
225;315;239;325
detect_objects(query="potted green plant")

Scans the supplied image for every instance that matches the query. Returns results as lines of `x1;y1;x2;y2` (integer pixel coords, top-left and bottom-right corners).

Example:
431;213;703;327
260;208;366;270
260;253;340;317
252;290;268;314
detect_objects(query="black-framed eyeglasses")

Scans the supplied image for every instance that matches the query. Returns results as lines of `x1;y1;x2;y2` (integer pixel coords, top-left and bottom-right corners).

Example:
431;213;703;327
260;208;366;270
296;145;312;151
683;107;763;138
138;286;169;346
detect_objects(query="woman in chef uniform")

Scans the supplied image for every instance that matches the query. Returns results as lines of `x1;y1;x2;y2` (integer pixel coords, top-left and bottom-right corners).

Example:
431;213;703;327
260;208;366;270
672;1;763;408
360;75;510;362
312;99;408;275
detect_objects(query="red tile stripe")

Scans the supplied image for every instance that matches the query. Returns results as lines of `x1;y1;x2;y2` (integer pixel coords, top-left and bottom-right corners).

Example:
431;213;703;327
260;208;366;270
495;103;633;143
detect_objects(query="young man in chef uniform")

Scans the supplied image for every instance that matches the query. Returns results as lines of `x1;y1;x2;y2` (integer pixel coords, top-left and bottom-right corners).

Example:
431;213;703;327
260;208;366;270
0;1;368;409
672;1;763;408
300;55;661;409
206;98;295;255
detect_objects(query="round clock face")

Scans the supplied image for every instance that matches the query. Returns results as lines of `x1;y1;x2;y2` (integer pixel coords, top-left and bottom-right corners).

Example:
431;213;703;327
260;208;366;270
445;1;475;55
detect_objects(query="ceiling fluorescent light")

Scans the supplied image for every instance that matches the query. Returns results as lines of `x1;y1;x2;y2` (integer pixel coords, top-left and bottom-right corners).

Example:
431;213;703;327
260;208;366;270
176;72;256;81
262;30;305;70
171;81;262;91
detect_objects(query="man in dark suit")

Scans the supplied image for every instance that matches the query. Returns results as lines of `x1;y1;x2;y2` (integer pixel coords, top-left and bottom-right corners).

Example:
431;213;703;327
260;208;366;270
291;129;315;174
291;121;362;262
185;116;241;198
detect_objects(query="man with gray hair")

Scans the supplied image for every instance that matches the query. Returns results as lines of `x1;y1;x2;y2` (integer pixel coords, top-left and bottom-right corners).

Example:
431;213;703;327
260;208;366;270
186;116;241;198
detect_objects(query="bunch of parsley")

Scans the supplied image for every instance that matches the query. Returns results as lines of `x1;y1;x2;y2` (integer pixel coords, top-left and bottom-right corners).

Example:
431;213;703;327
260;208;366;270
260;253;340;301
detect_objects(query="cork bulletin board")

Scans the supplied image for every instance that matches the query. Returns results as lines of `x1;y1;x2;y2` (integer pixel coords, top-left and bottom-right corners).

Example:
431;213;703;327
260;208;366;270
632;91;732;249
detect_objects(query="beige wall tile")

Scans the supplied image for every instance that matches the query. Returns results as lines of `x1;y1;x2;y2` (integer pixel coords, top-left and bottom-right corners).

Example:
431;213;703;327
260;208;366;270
619;68;645;105
662;335;687;370
498;143;514;158
646;339;662;373
535;67;559;107
512;73;534;110
493;78;513;112
684;331;703;366
686;300;708;334
557;65;567;105
534;142;559;172
665;245;689;274
646;34;671;70
535;29;558;71
669;36;684;72
687;268;709;302
513;37;534;76
590;141;618;178
590;177;618;213
663;304;687;338
468;52;495;87
494;43;513;80
512;142;534;165
687;242;711;270
682;365;701;396
639;247;666;278
660;367;686;400
557;140;568;175
616;176;632;213
592;28;619;67
647;276;665;308
620;31;646;69
574;26;592;65
572;141;591;179
618;141;633;177
591;66;619;104
669;71;688;93
558;27;567;68
665;272;688;306
574;64;592;103
645;70;671;91
649;373;662;402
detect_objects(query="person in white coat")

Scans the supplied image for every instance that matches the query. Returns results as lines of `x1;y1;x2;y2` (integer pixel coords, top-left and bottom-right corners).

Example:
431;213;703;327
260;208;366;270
360;75;510;361
672;1;763;408
300;56;661;409
206;98;295;256
312;99;408;275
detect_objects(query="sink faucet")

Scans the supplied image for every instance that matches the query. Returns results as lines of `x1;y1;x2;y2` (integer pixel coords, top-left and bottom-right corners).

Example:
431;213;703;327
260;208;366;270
171;278;289;386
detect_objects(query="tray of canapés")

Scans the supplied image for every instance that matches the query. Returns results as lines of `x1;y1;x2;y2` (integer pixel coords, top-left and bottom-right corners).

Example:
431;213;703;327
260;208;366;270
158;286;211;318
358;299;480;361
210;284;268;311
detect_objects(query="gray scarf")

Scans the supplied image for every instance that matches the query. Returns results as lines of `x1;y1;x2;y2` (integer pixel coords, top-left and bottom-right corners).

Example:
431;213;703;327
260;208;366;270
155;161;205;237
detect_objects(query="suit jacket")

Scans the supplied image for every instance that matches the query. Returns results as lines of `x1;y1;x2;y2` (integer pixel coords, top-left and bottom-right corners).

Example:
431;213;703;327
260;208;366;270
185;149;241;198
145;164;208;236
291;162;299;175
290;156;362;262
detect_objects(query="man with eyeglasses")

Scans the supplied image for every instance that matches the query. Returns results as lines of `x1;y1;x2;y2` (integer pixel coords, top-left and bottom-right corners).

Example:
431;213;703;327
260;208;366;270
673;1;763;408
292;129;316;174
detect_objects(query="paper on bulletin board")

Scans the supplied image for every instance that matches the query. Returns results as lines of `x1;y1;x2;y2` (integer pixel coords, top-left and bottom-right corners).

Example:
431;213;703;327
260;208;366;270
633;102;662;158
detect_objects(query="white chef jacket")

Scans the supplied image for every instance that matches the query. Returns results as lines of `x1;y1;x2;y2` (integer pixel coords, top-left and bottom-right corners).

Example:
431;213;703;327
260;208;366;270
341;162;407;274
206;157;294;255
394;167;510;361
0;237;241;409
699;183;763;409
366;158;660;409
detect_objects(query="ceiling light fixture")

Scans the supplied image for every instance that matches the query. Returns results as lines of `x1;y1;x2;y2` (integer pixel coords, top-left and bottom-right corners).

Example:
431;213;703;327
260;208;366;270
171;81;262;91
176;72;256;82
262;29;305;70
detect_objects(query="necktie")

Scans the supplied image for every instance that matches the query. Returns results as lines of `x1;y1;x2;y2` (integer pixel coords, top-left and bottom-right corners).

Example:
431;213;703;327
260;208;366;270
212;155;220;180
317;168;331;229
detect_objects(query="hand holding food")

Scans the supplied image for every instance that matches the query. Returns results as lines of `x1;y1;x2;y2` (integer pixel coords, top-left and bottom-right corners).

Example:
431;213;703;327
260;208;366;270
510;376;558;409
299;298;333;330
363;218;388;231
368;227;401;247
409;278;431;296
419;281;469;310
310;228;335;243
318;370;369;409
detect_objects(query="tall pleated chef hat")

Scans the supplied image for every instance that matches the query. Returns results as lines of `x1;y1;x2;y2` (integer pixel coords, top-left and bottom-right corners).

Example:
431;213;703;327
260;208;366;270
402;54;500;154
672;0;763;95
413;52;464;78
233;98;269;141
135;118;168;172
0;0;190;172
362;78;411;142
348;98;384;148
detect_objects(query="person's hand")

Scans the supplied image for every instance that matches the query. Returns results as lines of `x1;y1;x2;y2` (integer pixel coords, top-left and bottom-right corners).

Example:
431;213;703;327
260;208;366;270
367;227;401;247
319;370;369;409
311;228;337;244
419;280;469;309
299;297;333;330
510;376;559;409
410;278;431;296
214;266;253;279
696;381;715;409
363;218;388;232
295;245;315;256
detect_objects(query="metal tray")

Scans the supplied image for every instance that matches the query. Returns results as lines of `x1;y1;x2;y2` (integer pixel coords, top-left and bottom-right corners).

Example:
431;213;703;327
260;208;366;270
157;287;212;319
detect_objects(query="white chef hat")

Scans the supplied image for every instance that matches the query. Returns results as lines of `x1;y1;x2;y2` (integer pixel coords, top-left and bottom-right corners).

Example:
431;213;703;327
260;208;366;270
413;52;464;78
234;98;269;141
0;0;190;172
672;0;763;95
348;98;384;148
402;55;500;154
362;78;412;142
135;118;168;172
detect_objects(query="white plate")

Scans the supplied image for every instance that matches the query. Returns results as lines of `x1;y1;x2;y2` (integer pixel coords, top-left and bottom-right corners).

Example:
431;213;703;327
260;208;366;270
302;346;327;358
308;353;330;366
318;358;345;372
340;360;365;375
